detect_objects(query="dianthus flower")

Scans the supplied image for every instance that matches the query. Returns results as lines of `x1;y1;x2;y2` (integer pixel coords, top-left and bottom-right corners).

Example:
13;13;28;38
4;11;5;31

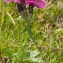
6;0;47;9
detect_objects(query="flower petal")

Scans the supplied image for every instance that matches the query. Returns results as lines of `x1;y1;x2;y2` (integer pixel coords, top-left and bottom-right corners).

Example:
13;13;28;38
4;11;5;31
25;0;34;4
14;0;20;3
34;0;47;8
6;0;12;2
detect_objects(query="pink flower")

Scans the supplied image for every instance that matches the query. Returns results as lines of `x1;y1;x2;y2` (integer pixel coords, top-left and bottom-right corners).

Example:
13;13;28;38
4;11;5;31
6;0;20;3
26;0;47;8
6;0;12;2
6;0;47;9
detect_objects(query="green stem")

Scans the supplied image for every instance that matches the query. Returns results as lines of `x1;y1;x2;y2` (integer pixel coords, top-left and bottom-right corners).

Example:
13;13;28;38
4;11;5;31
26;20;42;54
20;10;42;54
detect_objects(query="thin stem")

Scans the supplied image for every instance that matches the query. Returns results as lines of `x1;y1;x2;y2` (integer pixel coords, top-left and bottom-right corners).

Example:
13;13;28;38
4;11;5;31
20;10;42;54
26;20;42;54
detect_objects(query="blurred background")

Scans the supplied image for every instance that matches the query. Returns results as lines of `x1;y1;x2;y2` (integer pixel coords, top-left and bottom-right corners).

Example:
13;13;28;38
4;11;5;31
0;0;63;63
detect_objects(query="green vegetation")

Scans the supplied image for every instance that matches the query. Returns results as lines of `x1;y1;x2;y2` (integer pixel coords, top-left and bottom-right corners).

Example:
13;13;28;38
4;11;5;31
0;0;63;63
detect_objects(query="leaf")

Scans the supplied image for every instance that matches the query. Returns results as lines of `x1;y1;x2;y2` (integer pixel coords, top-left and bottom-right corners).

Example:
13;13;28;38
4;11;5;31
30;50;44;63
30;50;39;59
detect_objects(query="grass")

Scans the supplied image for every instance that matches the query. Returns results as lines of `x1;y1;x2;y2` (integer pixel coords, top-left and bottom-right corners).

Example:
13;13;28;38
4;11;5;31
0;0;63;63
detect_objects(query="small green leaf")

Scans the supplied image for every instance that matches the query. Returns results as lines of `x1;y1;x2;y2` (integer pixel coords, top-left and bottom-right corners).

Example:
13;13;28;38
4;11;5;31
30;50;39;58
